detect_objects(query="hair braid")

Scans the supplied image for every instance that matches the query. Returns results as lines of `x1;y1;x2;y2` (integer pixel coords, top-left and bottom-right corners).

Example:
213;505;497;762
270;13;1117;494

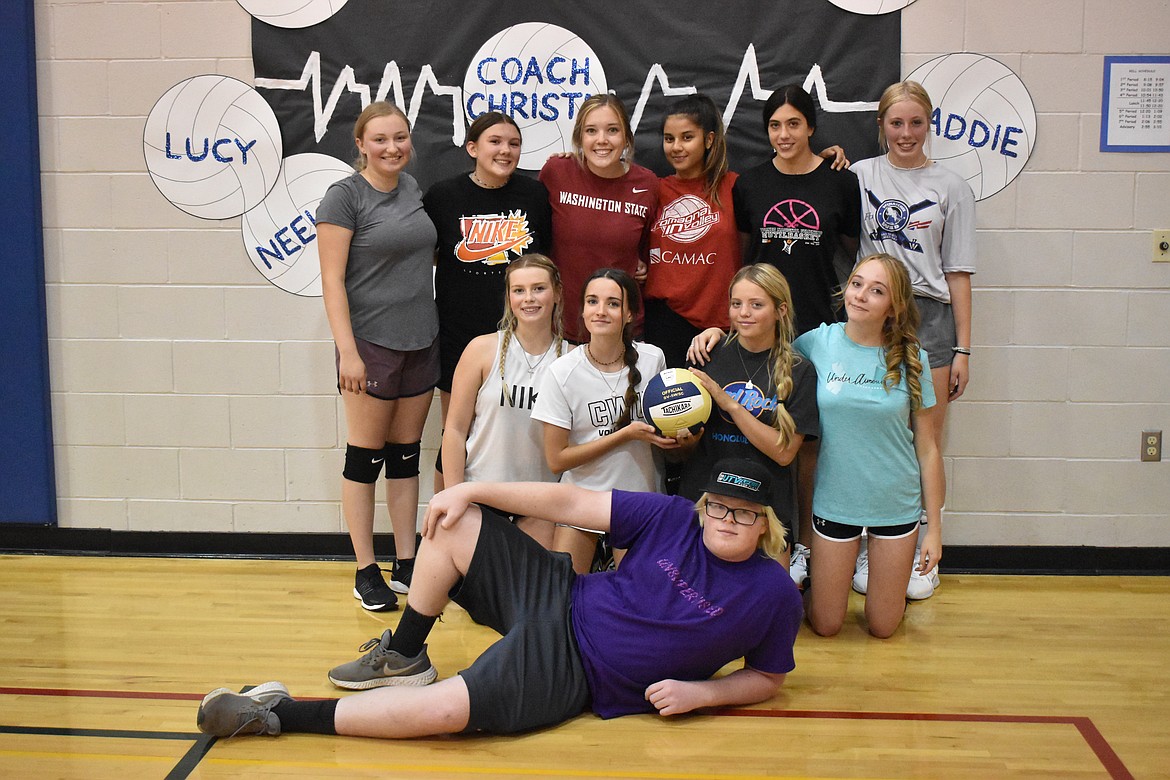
581;267;643;430
728;264;800;449
616;328;641;429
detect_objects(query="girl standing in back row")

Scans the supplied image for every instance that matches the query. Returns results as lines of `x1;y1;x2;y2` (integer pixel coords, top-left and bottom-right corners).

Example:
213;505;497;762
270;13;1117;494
849;80;976;599
645;94;742;369
540;94;658;343
316;101;438;611
423;111;552;494
732;83;861;585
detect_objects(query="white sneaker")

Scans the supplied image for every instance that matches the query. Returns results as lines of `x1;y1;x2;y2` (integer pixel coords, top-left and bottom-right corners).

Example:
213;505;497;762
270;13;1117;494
789;543;810;588
851;549;869;594
906;549;940;600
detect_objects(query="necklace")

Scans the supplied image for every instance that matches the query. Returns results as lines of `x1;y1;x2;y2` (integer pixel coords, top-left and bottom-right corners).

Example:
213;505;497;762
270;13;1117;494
515;334;553;374
595;361;626;396
470;171;506;189
886;152;931;170
736;342;771;393
586;343;623;367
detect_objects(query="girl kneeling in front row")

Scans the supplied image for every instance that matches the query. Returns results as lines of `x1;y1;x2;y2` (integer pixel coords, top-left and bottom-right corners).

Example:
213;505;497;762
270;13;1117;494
793;253;943;638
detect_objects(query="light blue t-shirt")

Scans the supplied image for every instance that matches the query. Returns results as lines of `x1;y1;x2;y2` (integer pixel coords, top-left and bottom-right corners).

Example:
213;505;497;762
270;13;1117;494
793;322;936;526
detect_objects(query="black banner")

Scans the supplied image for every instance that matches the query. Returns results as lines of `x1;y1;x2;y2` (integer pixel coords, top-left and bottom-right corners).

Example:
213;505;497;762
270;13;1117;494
252;0;900;189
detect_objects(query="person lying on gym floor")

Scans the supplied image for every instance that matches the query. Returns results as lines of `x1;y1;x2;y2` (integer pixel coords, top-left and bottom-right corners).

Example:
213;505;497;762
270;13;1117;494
197;458;803;739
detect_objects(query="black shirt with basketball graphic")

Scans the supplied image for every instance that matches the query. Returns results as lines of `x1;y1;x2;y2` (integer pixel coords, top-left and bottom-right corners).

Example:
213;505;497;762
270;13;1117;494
424;173;553;390
733;161;860;335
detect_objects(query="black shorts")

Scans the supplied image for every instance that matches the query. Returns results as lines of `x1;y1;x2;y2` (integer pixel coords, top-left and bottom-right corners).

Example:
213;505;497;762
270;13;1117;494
453;508;591;734
337;336;440;400
812;515;919;542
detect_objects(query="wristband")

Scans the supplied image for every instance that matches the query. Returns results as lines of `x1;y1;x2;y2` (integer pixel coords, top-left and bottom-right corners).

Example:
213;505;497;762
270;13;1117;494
952;347;971;355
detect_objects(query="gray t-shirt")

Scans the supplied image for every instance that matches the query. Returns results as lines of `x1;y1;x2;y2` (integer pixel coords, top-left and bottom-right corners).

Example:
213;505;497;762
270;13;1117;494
316;171;438;351
853;155;976;303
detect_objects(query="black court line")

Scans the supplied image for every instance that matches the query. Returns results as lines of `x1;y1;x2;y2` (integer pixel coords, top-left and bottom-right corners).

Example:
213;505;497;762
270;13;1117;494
0;724;210;780
0;725;198;740
167;733;218;780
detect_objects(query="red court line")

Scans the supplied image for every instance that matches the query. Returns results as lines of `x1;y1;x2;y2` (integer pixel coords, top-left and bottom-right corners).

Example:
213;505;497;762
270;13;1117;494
0;687;1133;780
719;707;1133;780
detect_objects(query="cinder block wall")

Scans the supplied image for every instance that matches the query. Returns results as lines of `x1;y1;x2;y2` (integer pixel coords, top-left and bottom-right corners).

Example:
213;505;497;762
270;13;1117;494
36;0;1170;543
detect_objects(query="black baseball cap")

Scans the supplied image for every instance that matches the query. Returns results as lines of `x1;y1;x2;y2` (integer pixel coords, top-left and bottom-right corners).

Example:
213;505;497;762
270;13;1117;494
702;458;773;505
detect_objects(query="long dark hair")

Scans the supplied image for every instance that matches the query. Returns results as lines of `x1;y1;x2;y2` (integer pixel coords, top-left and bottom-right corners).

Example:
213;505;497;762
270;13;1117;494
661;93;730;207
581;267;642;429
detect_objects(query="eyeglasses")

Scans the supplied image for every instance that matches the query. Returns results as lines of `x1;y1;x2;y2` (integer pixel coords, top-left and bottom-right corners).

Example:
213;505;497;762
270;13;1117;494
704;501;761;526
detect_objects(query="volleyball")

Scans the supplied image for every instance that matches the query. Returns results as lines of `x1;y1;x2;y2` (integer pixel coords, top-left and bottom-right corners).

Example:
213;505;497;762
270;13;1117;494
643;368;712;438
827;0;917;14
235;0;349;29
907;53;1037;201
462;22;608;171
143;75;283;220
241;152;353;296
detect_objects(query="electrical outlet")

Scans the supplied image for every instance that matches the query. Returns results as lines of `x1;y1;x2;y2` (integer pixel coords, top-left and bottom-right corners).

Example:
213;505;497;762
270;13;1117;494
1155;231;1170;263
1142;430;1162;462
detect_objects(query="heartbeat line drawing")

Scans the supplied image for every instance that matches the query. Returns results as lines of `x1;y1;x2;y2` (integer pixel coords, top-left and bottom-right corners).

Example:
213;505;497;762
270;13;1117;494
255;45;879;147
255;51;464;143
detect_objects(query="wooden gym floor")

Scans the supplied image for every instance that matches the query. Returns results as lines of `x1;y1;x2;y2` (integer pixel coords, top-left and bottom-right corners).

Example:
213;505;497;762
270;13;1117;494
0;554;1165;779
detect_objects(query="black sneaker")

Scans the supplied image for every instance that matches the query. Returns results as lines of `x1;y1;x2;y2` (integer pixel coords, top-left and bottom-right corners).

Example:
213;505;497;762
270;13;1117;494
389;557;413;594
354;564;398;611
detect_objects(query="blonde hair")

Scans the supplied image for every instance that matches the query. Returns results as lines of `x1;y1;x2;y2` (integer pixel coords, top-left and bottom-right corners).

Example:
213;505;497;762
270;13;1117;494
847;253;926;410
876;80;933;153
696;493;789;561
726;264;800;449
572;93;635;166
496;254;565;378
352;101;410;171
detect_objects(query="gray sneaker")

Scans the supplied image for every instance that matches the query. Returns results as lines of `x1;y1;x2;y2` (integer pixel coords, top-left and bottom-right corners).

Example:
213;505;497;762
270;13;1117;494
327;629;438;690
197;681;292;737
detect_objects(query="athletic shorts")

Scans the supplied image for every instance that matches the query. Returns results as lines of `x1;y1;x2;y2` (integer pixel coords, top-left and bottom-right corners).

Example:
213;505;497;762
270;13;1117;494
812;515;919;542
437;330;473;394
913;295;957;370
337;336;439;400
452;507;591;734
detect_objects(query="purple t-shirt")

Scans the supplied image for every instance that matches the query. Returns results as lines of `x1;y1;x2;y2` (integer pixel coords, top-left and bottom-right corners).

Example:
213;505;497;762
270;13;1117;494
570;491;802;718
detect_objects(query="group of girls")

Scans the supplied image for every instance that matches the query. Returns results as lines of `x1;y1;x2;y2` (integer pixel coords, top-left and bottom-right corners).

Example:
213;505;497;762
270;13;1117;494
314;74;974;639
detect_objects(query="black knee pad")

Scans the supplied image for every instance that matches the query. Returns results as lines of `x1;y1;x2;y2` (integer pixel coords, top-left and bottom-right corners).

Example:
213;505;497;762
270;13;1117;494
434;441;444;475
343;444;385;484
384;441;421;479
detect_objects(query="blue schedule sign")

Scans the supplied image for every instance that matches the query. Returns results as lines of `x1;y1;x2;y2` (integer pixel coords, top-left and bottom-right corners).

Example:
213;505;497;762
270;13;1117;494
1100;55;1170;152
